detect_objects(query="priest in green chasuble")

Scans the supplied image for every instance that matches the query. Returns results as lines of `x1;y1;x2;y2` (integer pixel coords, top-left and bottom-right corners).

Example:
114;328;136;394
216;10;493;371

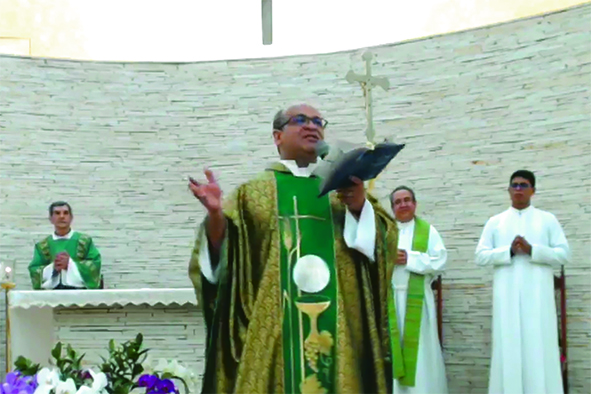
188;104;399;394
28;201;102;290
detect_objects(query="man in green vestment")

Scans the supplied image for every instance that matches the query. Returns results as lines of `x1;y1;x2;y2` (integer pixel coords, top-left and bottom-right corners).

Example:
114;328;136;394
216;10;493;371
188;104;399;394
28;201;102;290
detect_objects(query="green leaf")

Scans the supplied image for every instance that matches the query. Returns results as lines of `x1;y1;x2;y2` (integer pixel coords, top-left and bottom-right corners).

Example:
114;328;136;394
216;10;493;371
113;384;127;394
66;344;76;359
135;333;143;347
14;356;29;371
131;364;143;378
109;339;116;352
137;348;150;357
25;366;40;376
51;342;63;360
138;352;149;364
75;354;85;369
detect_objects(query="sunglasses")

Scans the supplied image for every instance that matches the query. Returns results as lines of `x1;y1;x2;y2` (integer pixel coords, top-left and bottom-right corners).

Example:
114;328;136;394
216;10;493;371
510;182;532;190
279;114;328;129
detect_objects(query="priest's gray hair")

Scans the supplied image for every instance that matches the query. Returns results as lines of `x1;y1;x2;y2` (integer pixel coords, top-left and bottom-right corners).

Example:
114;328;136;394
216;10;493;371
273;109;290;131
272;104;320;131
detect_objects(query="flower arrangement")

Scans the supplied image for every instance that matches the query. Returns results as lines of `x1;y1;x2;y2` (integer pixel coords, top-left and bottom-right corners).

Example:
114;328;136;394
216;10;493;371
2;334;195;394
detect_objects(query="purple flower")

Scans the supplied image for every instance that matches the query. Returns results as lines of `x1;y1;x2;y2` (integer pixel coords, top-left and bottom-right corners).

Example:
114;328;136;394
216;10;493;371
78;371;92;381
0;372;37;394
156;379;175;393
145;378;177;394
138;374;159;389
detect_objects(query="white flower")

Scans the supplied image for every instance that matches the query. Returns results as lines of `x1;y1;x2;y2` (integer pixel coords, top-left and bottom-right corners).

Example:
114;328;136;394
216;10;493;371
55;378;77;394
170;360;188;378
154;358;170;374
34;368;61;394
74;369;108;394
151;358;197;393
141;354;154;374
75;386;96;394
88;370;108;393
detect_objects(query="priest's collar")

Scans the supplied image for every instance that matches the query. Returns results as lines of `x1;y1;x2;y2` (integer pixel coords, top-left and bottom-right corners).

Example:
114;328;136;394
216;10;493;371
510;205;534;214
267;159;323;178
396;217;415;229
53;229;73;240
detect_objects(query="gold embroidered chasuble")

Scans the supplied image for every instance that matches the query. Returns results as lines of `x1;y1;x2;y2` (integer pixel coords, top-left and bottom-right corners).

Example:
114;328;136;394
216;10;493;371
189;163;398;393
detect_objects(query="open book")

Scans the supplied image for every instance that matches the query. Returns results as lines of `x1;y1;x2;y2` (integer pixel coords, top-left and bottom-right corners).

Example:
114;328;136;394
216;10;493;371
313;140;405;197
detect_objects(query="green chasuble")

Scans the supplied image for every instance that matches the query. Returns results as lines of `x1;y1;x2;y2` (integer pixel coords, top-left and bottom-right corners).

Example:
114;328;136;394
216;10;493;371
189;163;399;394
388;217;430;387
28;232;102;289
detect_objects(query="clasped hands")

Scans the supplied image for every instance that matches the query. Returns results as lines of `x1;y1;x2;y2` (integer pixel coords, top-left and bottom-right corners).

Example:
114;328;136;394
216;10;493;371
511;235;532;256
54;252;70;272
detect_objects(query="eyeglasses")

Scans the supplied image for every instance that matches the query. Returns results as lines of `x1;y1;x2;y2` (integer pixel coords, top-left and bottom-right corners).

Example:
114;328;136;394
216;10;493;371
279;114;328;129
510;182;532;190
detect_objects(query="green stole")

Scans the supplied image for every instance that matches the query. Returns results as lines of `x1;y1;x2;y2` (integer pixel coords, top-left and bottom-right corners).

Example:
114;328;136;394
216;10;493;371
275;171;338;394
388;217;430;386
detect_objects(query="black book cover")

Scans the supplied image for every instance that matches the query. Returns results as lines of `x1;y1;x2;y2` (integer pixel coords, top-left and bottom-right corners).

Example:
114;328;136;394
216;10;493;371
317;142;405;197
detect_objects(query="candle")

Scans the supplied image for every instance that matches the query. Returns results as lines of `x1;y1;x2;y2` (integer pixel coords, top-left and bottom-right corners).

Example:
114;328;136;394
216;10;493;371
0;264;13;284
4;266;12;283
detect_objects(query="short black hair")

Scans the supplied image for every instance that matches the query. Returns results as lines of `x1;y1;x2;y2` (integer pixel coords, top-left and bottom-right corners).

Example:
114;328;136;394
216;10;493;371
510;170;536;188
49;201;72;216
390;186;416;203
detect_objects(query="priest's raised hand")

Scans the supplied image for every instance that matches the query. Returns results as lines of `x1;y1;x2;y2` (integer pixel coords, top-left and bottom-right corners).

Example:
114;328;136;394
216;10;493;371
188;169;225;250
188;169;222;212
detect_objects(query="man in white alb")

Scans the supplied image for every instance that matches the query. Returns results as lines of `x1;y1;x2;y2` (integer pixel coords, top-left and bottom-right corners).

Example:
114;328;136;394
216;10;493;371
389;186;448;394
476;170;570;394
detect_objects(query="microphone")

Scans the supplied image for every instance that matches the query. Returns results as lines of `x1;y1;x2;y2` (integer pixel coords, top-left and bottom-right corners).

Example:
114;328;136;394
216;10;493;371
315;140;330;159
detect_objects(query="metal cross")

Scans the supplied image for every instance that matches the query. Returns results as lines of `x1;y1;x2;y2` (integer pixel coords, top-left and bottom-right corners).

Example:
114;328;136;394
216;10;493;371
345;51;390;147
262;0;272;45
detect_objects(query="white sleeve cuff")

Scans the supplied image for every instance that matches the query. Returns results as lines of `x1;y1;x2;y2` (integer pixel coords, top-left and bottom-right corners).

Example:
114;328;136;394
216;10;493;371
531;244;570;268
199;232;222;284
343;199;376;262
64;258;86;288
41;264;58;289
405;251;430;273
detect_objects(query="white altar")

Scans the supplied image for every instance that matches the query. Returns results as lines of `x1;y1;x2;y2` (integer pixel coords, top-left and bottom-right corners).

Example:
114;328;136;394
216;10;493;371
8;288;206;384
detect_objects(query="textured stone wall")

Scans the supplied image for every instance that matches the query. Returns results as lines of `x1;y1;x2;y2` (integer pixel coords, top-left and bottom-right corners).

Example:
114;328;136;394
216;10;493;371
1;4;589;392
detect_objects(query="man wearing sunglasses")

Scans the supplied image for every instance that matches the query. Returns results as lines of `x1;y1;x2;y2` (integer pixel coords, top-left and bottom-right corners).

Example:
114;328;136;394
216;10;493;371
475;170;570;394
188;104;397;393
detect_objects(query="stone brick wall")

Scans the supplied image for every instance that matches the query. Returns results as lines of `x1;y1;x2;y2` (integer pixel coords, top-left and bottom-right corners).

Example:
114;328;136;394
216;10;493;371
1;4;589;392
